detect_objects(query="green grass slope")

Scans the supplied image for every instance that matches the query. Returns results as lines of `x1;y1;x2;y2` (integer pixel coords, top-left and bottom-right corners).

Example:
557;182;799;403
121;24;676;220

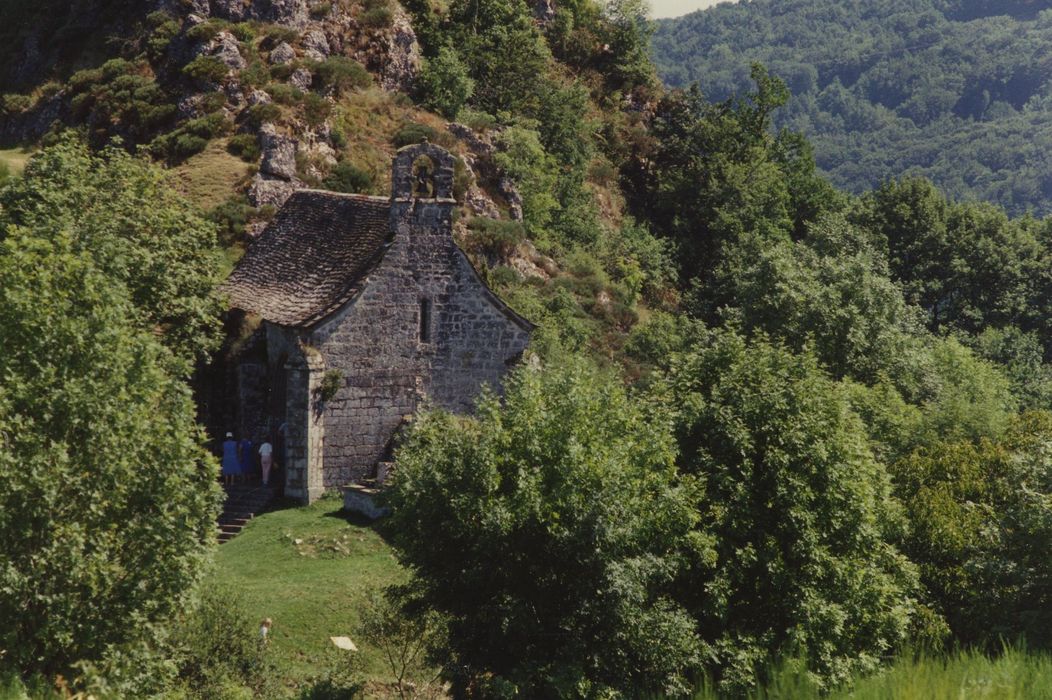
209;495;406;694
687;647;1052;699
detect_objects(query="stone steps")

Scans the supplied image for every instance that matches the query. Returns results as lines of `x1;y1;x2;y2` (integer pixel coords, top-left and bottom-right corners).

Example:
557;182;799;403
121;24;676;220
217;483;278;543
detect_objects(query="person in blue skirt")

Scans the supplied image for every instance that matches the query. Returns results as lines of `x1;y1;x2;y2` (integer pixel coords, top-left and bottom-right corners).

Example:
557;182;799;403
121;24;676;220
221;432;239;485
239;437;255;483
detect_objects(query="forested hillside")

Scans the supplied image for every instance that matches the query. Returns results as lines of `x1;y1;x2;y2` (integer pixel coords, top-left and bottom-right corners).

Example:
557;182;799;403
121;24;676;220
652;0;1052;215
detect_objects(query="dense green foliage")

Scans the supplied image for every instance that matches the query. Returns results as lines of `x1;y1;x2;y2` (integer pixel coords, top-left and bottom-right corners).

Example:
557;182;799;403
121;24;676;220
0;137;225;372
667;331;919;692
0;223;219;678
0;138;224;683
652;0;1052;216
385;360;706;698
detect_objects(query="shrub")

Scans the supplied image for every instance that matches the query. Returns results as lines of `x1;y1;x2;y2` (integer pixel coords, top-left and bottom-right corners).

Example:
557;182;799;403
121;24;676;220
227;133;261;162
668;331;920;692
240;60;270;88
417;47;474;118
148;18;180;61
0;209;221;677
166;587;278;698
266;82;304;105
310;1;333;18
229;22;256;43
185;18;230;44
302;92;332;127
466;217;525;258
323;161;373;193
360;0;394;28
318;369;344;402
311;56;372;95
183;56;230;84
208;195;257;247
199;91;228;114
244;102;282;129
392;121;437;148
1;93;33;114
173;133;210;159
263;25;300;46
385;359;705;697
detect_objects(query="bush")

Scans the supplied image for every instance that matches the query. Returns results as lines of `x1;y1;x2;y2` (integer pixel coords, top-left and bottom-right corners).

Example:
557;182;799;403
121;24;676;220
667;331;920;692
465;217;525;258
266;82;303;105
323;161;373;193
183;56;230;84
209;195;258;247
166;587;278;698
240;60;270;88
227;133;261;162
360;0;394;28
311;56;372;95
392;121;437;148
148;18;180;61
302;92;332;127
185;18;230;44
417;47;474;118
385;359;705;697
1;93;32;114
244;102;282;129
310;1;333;18
229;22;256;43
0;229;221;679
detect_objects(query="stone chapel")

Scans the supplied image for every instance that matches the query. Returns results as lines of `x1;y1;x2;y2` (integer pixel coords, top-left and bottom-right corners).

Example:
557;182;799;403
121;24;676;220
222;142;533;502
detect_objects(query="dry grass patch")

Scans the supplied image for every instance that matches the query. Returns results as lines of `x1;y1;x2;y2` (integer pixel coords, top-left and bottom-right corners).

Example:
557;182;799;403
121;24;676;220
168;138;251;211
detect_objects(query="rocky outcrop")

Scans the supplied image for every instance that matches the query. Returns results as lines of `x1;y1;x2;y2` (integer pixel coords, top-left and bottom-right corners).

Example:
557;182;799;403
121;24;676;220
290;67;314;91
260;124;299;180
302;29;331;61
249;174;301;209
212;31;247;71
380;8;421;92
270;42;297;65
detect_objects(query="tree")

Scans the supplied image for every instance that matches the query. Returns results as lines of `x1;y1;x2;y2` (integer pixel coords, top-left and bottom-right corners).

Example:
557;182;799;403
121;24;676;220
0;136;224;373
890;412;1052;648
666;331;919;692
0;229;221;678
384;359;707;698
417;46;475;119
710;214;927;385
623;66;833;284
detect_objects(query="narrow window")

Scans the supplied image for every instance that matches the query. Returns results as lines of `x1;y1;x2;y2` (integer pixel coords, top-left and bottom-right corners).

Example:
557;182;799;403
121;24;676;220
419;298;432;343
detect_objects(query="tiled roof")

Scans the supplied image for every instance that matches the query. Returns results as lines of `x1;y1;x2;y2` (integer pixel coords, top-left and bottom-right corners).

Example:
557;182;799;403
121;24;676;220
223;190;392;327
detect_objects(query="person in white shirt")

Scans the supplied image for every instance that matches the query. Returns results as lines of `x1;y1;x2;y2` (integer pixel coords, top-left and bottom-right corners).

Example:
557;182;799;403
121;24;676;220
258;441;274;486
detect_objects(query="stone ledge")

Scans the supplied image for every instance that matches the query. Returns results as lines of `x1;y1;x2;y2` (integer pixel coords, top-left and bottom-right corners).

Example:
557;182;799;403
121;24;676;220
343;484;390;520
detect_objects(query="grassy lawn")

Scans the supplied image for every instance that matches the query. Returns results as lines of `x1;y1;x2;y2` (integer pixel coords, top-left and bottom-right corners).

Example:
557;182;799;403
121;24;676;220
0;147;33;176
169;139;251;211
210;494;407;696
690;646;1052;699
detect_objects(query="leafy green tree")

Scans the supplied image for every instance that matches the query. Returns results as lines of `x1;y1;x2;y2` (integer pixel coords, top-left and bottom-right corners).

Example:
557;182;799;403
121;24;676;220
890;412;1052;647
417;46;475;119
0;229;221;678
494;126;560;234
711;214;926;384
0;136;224;372
667;331;919;692
385;359;707;698
853;177;1047;342
624;66;833;283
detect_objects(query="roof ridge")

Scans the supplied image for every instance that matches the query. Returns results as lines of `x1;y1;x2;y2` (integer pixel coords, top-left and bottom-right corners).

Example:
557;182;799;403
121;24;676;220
291;189;391;205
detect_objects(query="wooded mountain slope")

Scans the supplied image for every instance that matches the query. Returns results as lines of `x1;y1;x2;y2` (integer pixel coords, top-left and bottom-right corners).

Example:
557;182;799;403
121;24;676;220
652;0;1052;215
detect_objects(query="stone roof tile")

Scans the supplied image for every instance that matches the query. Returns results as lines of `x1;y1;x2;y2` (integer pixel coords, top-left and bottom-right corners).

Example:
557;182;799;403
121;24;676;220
223;190;392;327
